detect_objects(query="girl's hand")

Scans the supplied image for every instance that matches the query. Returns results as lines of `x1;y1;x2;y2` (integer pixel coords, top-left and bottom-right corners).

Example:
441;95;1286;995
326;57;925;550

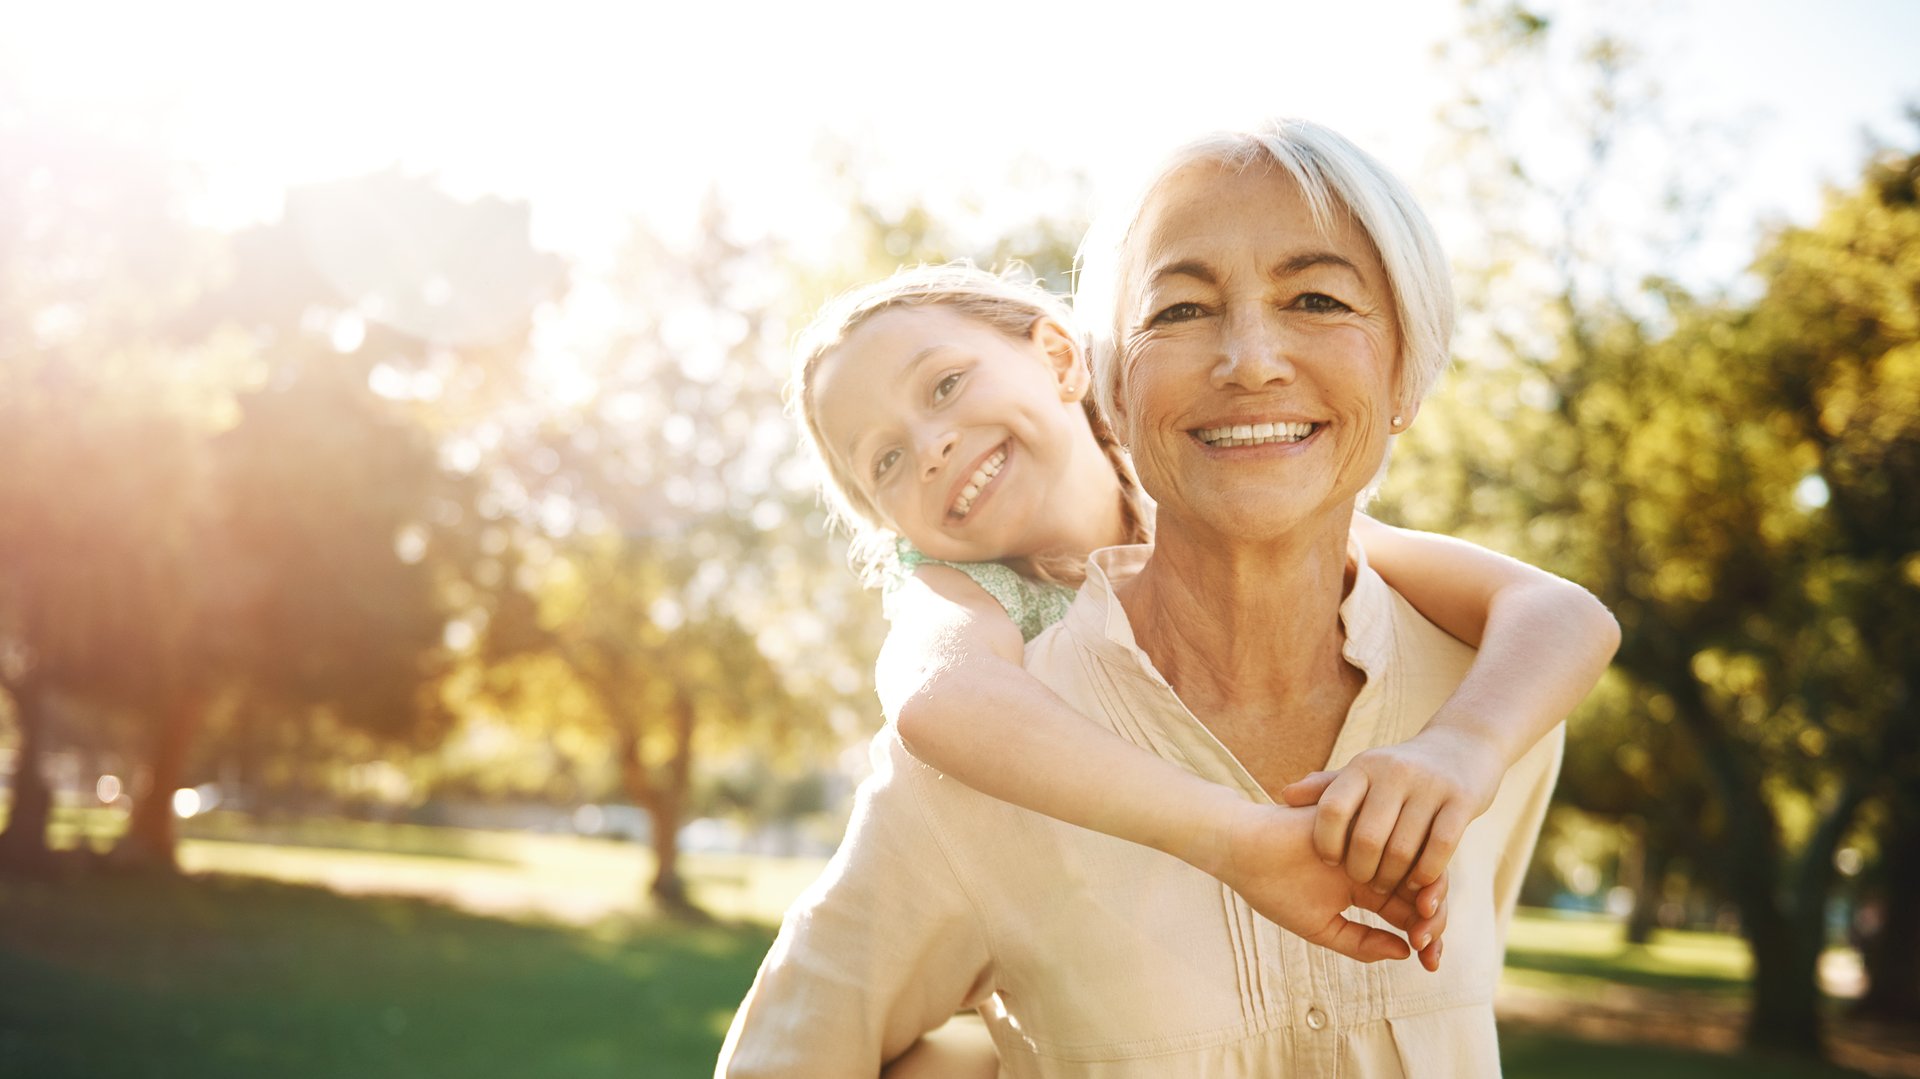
1217;802;1450;968
1279;725;1506;896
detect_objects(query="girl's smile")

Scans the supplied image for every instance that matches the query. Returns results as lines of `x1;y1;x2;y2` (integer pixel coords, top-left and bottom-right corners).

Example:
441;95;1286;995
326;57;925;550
810;305;1122;569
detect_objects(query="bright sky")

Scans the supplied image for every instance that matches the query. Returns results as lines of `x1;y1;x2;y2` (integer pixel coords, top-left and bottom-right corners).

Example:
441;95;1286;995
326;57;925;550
9;0;1919;285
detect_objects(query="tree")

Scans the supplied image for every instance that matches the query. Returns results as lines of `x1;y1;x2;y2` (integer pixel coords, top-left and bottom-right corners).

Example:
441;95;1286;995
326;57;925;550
465;199;861;912
1372;2;1917;1057
1740;131;1920;1027
99;173;566;870
0;91;224;869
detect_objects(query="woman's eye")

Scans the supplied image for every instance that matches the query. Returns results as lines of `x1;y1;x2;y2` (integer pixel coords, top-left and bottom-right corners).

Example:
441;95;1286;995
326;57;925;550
1151;301;1205;324
1298;292;1351;312
873;448;902;481
933;372;962;401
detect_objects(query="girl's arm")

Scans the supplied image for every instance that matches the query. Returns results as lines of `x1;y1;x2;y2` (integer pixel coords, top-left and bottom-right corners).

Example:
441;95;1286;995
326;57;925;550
882;564;1447;969
1282;513;1621;895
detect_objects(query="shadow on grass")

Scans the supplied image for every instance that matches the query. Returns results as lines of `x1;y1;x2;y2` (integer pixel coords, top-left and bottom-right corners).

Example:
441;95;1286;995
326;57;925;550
1503;941;1749;996
0;868;772;1079
1500;1025;1877;1079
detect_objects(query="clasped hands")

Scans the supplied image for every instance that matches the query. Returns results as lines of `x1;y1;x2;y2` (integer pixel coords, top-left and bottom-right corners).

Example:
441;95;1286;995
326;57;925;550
1213;727;1505;972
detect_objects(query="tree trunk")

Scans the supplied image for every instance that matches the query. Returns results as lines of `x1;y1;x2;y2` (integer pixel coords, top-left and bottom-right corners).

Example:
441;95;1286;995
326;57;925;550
113;688;204;871
0;679;55;870
616;696;697;914
1856;791;1920;1024
1744;901;1827;1057
1662;673;1832;1058
1624;822;1669;946
642;793;687;907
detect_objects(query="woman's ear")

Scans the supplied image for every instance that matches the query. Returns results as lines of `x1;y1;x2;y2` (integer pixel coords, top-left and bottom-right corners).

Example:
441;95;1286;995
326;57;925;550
1390;399;1421;432
1030;317;1087;402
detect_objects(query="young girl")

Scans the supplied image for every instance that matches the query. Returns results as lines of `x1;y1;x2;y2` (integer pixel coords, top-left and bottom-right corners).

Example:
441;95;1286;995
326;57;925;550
791;263;1617;973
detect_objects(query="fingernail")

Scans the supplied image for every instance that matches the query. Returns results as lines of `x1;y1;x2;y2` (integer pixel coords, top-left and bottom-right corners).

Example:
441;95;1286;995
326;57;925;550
1372;883;1392;895
1322;859;1339;867
1417;932;1431;950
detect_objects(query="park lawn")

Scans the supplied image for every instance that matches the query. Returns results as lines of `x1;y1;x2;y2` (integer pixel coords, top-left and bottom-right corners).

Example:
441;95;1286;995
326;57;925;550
1499;1027;1874;1079
0;870;774;1079
0;822;1882;1079
1501;907;1752;995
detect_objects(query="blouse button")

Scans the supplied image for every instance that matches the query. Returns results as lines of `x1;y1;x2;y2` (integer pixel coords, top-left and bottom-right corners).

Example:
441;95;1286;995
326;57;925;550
1305;1005;1328;1031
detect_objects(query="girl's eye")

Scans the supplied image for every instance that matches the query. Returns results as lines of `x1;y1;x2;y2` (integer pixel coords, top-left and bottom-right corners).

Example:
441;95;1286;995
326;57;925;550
1151;301;1205;324
1298;292;1351;312
872;448;902;481
933;372;962;401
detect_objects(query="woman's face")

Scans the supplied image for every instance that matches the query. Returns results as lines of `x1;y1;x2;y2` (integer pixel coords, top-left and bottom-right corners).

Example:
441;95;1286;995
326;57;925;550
811;305;1108;564
1114;161;1404;542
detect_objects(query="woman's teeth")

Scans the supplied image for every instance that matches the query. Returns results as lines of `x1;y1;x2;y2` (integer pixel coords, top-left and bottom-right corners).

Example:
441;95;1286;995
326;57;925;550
951;449;1006;519
1196;421;1316;448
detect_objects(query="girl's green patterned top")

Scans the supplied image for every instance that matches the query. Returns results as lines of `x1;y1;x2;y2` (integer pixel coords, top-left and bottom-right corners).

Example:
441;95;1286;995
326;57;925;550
885;539;1076;642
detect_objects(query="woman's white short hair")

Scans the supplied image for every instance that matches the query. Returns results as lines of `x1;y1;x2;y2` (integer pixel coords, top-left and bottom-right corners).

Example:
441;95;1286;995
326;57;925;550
1074;119;1455;470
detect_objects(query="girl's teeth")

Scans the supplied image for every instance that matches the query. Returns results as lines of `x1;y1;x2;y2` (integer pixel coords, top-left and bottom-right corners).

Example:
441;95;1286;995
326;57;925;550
951;449;1007;519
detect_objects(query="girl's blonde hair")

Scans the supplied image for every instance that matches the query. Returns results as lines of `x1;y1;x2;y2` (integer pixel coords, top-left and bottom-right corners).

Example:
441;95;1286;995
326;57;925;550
788;262;1149;587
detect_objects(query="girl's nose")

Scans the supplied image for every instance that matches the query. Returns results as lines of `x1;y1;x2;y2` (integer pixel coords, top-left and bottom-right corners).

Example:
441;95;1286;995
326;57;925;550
917;427;959;480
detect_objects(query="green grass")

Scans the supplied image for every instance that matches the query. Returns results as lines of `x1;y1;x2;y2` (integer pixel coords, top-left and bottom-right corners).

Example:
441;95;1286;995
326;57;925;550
1501;907;1754;995
0;820;1890;1079
0;871;773;1079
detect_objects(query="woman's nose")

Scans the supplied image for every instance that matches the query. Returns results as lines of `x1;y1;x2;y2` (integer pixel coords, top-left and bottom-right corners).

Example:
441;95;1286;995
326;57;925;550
1213;308;1296;391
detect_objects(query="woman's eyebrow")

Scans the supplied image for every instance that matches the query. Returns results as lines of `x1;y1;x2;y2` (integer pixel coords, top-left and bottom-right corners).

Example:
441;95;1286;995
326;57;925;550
1273;251;1361;278
1148;251;1360;287
1147;259;1217;287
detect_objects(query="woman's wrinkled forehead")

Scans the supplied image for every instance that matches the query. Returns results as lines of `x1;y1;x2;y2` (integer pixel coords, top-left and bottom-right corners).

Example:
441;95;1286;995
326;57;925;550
1119;159;1372;304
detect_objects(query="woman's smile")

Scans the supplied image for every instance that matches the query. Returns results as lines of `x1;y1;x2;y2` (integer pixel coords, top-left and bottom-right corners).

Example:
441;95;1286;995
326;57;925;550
1190;420;1325;450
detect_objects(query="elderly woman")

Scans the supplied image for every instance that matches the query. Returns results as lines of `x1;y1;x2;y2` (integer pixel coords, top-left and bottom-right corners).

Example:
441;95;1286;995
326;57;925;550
719;120;1565;1077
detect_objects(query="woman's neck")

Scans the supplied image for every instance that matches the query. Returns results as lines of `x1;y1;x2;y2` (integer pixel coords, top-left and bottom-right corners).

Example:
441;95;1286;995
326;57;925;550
1117;512;1358;724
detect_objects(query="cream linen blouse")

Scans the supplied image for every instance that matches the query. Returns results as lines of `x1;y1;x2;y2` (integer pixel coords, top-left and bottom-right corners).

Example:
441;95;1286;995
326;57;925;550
718;543;1564;1077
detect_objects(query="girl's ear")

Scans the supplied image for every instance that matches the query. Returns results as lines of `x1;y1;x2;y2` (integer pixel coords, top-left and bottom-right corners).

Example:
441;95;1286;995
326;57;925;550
1030;317;1087;402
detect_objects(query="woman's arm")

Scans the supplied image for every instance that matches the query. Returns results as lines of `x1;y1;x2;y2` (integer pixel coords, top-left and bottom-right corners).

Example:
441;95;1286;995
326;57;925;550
1284;513;1621;895
882;565;1448;969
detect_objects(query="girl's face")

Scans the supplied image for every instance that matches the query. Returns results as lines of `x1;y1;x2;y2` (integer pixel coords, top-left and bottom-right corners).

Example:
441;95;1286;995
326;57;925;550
812;305;1114;565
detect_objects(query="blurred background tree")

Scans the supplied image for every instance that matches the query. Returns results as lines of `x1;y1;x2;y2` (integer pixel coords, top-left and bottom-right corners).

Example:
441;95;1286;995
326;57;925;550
1372;1;1920;1057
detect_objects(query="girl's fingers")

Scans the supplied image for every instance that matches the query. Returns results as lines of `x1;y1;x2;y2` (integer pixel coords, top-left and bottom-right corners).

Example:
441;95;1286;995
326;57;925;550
1311;771;1371;866
1405;803;1471;890
1344;790;1406;886
1372;800;1441;894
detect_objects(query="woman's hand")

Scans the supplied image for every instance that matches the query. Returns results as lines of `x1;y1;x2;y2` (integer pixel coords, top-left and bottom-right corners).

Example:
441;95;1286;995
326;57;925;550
1217;802;1449;970
1279;725;1505;898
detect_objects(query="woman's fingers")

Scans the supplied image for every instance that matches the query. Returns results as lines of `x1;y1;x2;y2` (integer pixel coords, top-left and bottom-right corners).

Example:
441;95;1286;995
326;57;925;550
1311;912;1413;964
1281;770;1338;807
1404;876;1451;971
1409;869;1450;920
